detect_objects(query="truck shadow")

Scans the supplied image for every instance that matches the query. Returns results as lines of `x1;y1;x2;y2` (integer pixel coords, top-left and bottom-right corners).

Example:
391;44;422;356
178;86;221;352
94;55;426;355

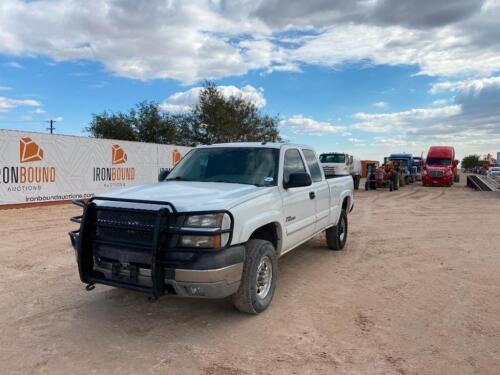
65;236;337;338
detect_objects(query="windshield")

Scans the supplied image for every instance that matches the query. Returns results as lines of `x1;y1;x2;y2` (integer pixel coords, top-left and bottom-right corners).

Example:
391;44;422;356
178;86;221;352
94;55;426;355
166;147;279;187
320;153;345;163
426;158;452;166
390;159;408;167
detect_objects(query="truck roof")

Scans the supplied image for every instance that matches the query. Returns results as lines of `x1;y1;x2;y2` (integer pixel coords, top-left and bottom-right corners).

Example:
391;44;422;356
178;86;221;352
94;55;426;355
427;146;455;158
197;142;309;150
389;153;413;158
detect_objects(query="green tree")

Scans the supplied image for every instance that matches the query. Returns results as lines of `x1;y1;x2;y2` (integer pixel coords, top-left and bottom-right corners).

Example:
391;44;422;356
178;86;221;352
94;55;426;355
191;81;281;144
461;154;481;170
86;81;281;145
130;101;178;144
87;112;137;141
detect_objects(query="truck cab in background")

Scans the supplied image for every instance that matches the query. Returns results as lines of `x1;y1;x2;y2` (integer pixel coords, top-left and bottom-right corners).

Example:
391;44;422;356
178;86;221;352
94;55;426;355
387;153;416;184
422;146;459;186
319;152;361;190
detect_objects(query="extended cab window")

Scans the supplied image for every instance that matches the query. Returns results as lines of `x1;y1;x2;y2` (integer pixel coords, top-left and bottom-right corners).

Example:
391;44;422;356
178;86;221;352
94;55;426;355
302;149;323;182
283;149;307;185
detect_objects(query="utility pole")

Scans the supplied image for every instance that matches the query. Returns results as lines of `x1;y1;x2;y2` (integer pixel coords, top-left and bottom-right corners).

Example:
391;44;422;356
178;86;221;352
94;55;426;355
45;119;56;134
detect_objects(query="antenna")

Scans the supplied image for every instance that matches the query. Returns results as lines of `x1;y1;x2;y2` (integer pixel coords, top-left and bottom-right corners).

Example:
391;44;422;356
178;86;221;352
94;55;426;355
45;119;57;134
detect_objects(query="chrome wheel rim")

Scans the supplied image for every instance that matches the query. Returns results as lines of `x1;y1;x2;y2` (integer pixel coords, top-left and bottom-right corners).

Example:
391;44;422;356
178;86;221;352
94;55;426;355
256;256;273;299
339;217;346;242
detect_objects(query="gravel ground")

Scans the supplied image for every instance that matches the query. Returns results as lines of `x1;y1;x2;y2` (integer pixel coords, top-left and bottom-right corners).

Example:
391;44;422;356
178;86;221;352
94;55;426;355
1;179;500;375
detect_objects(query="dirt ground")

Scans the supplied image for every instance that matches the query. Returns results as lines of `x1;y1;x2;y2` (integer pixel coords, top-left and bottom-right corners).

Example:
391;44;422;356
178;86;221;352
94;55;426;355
1;179;500;375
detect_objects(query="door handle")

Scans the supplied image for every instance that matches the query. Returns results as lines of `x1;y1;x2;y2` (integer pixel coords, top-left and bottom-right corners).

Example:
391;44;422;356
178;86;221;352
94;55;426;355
309;191;316;200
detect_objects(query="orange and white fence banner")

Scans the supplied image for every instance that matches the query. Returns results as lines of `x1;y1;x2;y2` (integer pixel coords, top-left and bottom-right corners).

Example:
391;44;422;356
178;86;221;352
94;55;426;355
0;129;191;206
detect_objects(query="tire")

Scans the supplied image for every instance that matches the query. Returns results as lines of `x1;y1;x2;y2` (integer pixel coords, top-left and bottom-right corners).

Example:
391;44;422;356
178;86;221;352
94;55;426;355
232;239;278;314
454;174;460;183
365;181;369;191
353;176;360;190
325;209;348;251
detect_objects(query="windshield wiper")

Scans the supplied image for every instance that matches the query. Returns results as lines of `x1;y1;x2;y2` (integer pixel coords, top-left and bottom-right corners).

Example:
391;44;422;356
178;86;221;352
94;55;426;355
167;176;192;181
214;180;260;187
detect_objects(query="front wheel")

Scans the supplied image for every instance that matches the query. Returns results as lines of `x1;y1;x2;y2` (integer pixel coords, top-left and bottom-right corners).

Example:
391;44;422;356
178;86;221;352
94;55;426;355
326;209;348;250
232;239;278;314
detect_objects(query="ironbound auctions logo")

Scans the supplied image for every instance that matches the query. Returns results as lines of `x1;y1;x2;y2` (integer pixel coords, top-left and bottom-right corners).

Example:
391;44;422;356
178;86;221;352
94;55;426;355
93;144;135;181
0;137;56;185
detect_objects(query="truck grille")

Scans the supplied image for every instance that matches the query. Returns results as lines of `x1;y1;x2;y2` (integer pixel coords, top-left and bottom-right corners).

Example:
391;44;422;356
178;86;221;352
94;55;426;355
322;166;336;176
95;209;159;247
428;170;444;178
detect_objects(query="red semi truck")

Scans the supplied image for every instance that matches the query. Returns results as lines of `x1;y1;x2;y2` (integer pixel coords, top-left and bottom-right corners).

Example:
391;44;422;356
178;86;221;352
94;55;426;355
422;146;459;187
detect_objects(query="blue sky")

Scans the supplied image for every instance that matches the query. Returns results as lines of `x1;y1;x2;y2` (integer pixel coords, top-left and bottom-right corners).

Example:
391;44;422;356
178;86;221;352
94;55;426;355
1;0;500;161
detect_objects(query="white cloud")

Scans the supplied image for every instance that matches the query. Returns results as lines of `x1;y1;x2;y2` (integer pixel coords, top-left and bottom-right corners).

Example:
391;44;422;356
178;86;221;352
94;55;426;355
32;108;46;114
0;85;11;91
160;84;266;113
4;61;23;69
0;97;42;112
373;101;389;109
430;76;500;94
0;1;499;83
348;137;364;143
353;105;461;126
280;115;345;136
431;99;449;107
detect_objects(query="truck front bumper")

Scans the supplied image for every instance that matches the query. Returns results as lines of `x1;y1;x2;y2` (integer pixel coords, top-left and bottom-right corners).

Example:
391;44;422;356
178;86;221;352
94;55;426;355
71;243;245;299
422;175;453;186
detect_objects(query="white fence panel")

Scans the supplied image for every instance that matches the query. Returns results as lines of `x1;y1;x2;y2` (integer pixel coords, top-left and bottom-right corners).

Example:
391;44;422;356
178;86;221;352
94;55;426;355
0;129;191;205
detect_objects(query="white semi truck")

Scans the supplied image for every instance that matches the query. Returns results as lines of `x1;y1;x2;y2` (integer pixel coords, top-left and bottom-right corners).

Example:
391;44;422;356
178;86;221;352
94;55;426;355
319;152;361;190
69;143;354;314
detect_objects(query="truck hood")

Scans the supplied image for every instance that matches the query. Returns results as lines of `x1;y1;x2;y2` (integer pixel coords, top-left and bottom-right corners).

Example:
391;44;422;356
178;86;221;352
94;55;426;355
97;181;271;212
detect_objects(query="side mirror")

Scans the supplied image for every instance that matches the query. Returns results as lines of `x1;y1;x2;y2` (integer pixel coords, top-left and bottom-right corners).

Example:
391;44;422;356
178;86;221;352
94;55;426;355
284;172;312;189
158;169;170;182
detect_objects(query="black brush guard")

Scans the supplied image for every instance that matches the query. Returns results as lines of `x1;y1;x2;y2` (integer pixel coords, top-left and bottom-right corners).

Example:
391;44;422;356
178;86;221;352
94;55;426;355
69;197;233;299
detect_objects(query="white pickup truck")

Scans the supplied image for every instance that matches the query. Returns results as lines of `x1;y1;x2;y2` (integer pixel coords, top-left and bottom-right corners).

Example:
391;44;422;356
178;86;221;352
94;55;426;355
69;143;354;314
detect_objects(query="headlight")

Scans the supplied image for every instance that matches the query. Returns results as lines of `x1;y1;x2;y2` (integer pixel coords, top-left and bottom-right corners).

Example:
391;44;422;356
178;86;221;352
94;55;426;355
178;212;231;249
184;214;220;228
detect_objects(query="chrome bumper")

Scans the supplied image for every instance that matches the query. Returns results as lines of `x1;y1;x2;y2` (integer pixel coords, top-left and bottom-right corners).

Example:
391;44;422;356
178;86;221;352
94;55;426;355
93;260;243;299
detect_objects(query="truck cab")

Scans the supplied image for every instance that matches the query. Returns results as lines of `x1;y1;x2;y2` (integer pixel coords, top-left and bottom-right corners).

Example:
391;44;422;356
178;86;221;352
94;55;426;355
319;152;361;190
422;146;459;186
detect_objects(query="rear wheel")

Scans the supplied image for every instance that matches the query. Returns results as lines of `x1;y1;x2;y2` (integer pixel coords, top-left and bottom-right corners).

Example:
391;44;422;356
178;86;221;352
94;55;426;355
326;209;348;250
353;176;360;190
232;240;277;314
